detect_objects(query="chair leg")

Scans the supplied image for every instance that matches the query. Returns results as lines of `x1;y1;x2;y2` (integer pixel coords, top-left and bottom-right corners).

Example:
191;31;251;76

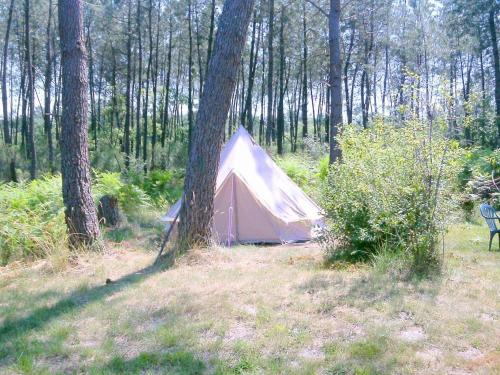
488;233;494;252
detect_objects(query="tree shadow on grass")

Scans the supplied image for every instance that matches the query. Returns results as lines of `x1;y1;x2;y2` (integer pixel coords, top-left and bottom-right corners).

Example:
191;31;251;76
336;271;443;310
0;260;171;358
296;268;443;314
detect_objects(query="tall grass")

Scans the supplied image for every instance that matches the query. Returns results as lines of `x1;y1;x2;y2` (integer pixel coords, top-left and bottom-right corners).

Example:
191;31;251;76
0;175;67;265
0;171;160;266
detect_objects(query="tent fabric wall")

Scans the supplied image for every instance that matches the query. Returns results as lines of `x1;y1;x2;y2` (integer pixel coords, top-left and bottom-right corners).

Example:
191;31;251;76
163;126;324;244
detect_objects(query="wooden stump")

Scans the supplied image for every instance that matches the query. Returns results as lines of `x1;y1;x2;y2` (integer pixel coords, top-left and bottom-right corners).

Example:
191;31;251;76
97;195;121;227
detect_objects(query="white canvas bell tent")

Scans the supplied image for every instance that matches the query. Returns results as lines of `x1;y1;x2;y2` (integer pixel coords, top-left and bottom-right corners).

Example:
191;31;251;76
162;126;324;244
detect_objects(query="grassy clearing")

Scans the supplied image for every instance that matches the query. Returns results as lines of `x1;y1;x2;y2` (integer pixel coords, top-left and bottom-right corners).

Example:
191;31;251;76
0;218;499;374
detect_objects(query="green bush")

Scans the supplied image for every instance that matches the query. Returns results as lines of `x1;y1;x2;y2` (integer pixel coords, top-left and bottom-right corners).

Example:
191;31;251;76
320;120;464;274
276;156;311;189
275;154;327;200
127;169;184;207
459;148;500;210
93;171;152;215
458;148;500;187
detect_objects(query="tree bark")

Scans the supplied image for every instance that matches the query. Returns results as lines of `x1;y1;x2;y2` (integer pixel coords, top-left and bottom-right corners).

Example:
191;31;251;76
86;25;97;151
489;7;500;146
329;0;342;164
58;0;100;248
241;10;260;134
25;0;36;179
151;0;160;169
194;6;204;95
177;0;254;252
142;0;153;172
124;0;132;169
343;24;355;125
205;0;216;74
2;0;14;146
161;16;173;147
135;0;143;160
301;2;308;139
187;0;194;152
277;4;285;155
44;0;55;173
266;0;274;145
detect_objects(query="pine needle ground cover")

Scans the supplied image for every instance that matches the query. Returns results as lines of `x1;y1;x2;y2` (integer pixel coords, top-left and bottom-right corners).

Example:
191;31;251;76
0;220;499;374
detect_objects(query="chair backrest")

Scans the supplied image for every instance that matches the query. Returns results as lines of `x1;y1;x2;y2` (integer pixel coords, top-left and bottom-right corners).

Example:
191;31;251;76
480;203;498;232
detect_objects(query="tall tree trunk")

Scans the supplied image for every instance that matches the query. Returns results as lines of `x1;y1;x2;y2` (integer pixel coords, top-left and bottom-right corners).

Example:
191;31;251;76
489;7;500;146
54;60;62;145
241;10;259;133
205;0;216;74
44;0;54;172
25;0;36;179
194;6;204;95
382;44;389;114
96;54;103;143
2;0;15;180
110;48;117;144
259;39;265;144
343;24;355;125
143;0;153;172
459;53;474;144
187;0;194;152
21;56;27;154
329;0;342;164
58;0;100;247
177;0;255;253
325;80;330;141
2;0;14;146
87;26;97;151
135;0;142;160
124;0;132;169
266;0;274;145
151;0;160;169
301;3;308;138
161;16;173;147
448;55;457;137
277;4;285;155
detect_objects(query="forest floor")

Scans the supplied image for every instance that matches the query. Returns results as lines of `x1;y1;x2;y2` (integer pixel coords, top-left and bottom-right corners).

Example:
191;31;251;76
0;218;499;374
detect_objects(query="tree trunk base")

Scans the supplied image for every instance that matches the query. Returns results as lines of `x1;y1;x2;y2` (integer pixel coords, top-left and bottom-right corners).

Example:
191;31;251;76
98;195;121;227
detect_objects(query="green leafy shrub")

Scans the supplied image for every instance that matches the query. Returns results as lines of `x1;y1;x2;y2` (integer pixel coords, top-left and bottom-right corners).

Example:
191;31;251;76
459;148;500;210
94;171;152;216
317;155;329;182
275;154;328;200
458;148;500;187
276;156;310;189
320;120;464;275
127;169;184;207
93;170;124;198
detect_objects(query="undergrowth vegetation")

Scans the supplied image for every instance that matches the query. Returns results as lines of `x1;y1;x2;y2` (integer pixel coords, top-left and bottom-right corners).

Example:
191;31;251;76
0;170;183;266
275;137;329;200
0;176;66;265
0;126;491;278
459;147;500;214
320;119;465;275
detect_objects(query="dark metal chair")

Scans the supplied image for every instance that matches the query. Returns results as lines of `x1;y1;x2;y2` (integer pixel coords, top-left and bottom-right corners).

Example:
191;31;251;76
479;203;500;251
